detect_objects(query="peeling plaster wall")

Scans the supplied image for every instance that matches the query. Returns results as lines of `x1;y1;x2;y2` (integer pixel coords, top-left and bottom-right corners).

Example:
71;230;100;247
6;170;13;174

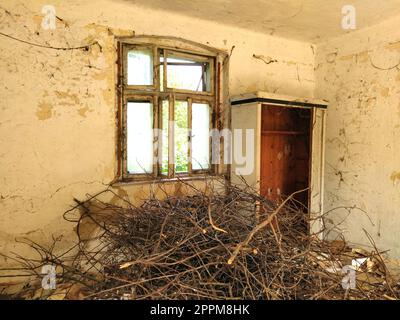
0;0;315;269
315;15;400;258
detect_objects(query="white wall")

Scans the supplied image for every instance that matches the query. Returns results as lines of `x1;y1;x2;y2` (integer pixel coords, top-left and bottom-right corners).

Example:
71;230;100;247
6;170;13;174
316;14;400;257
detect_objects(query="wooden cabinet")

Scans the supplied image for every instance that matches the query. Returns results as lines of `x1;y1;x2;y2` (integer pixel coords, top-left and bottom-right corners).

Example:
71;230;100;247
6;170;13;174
231;92;327;235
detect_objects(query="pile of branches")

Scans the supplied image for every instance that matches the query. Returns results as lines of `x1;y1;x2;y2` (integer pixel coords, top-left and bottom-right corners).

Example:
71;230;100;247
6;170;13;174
3;180;400;300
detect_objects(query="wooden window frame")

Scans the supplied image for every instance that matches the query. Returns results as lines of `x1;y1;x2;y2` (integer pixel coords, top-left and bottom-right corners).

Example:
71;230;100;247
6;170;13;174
162;49;215;96
117;40;220;183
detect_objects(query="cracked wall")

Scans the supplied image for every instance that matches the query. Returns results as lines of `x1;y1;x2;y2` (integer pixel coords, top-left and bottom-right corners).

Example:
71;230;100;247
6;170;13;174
316;14;400;257
0;0;315;272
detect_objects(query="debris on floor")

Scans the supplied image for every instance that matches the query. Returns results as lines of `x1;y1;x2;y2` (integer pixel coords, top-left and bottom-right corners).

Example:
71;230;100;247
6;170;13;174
1;181;399;300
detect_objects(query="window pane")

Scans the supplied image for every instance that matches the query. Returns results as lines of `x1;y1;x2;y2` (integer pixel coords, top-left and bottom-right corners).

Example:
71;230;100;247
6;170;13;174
192;103;210;170
174;101;188;173
161;100;169;175
166;55;210;92
127;48;153;86
127;102;153;174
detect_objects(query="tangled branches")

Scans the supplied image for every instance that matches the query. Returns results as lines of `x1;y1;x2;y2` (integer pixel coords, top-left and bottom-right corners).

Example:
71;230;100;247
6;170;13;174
2;180;399;300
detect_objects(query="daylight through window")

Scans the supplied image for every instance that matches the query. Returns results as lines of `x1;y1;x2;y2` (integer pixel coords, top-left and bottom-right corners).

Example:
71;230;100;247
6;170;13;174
119;42;217;180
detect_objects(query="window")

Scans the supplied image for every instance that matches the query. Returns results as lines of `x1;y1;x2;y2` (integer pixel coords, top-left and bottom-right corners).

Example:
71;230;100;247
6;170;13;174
118;40;221;181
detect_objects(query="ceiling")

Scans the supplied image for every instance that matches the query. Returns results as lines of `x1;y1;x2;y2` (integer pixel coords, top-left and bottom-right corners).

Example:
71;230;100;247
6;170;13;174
126;0;400;43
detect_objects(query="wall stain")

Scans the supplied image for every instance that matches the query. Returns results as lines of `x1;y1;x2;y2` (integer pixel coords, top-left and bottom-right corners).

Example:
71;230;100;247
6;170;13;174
339;54;354;61
390;171;400;185
77;106;90;118
366;97;377;109
84;24;116;106
55;91;80;106
357;51;369;63
36;101;53;120
381;87;390;97
109;186;129;205
385;41;400;51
